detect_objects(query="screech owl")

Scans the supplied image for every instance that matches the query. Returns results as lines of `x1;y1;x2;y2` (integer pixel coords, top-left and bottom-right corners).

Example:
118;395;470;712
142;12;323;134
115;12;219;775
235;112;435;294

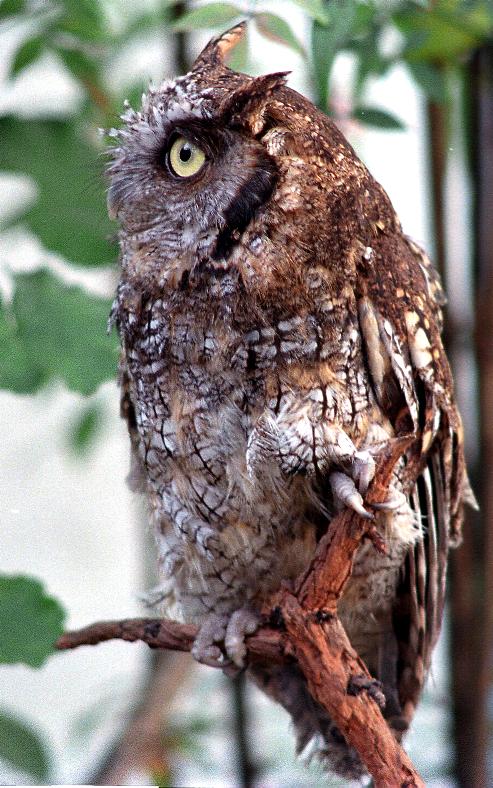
107;24;474;779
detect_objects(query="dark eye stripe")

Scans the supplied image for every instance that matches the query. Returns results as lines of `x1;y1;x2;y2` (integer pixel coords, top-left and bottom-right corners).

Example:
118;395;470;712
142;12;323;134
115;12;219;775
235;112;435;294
212;153;278;261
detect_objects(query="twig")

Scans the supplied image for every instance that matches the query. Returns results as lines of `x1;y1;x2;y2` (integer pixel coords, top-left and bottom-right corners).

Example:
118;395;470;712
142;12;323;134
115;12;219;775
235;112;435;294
56;617;285;663
56;436;424;787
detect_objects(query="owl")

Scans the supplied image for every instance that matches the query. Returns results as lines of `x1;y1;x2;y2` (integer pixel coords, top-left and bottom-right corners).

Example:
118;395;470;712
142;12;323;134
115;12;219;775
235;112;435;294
107;23;473;779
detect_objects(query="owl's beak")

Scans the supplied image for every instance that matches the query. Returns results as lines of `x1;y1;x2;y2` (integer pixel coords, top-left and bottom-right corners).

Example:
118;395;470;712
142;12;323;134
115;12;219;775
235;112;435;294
107;184;120;220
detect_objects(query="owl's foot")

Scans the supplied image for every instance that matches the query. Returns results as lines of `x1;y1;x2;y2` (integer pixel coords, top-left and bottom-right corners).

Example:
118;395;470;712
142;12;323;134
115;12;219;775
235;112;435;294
225;608;261;668
191;608;261;669
330;448;376;518
371;487;407;512
330;471;374;519
330;471;408;518
191;613;230;668
350;450;376;495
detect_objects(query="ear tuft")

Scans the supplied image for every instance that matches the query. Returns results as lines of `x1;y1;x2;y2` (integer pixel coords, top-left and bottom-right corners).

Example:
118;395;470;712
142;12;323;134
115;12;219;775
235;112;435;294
193;22;247;68
219;72;290;132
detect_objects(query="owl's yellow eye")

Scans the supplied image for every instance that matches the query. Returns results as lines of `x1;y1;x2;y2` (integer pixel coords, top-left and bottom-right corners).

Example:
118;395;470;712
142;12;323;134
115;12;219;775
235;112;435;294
168;136;206;178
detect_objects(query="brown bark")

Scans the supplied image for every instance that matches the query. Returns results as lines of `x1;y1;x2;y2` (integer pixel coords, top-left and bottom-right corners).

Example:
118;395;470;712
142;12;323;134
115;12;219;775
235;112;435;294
474;67;493;788
443;45;493;788
425;57;488;786
57;437;423;787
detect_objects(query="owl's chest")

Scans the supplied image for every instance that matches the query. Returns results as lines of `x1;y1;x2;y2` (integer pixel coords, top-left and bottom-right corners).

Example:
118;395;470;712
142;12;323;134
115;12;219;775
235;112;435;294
120;288;371;488
121;299;257;482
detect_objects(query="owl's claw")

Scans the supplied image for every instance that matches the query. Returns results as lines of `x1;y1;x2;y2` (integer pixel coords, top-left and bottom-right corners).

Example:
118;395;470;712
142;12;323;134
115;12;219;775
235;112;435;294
351;450;376;495
191;613;232;668
371;489;407;512
225;608;261;668
191;609;260;669
330;471;374;520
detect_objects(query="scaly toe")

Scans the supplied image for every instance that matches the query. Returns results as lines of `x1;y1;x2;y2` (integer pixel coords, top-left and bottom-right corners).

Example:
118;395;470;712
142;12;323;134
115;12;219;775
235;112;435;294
352;450;376;495
371;489;407;512
330;471;374;520
224;608;261;668
191;643;231;668
191;613;231;668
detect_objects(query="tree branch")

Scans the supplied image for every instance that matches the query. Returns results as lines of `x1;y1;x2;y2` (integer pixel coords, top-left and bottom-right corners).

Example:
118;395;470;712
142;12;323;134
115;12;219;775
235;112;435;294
56;436;423;787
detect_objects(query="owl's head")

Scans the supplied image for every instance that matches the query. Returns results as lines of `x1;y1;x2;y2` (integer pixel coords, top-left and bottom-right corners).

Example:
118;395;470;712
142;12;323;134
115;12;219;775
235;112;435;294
107;25;282;273
108;23;368;291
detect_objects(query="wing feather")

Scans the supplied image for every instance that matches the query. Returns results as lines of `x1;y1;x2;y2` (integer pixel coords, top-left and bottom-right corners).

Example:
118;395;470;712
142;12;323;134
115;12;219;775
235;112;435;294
119;356;146;493
357;225;468;730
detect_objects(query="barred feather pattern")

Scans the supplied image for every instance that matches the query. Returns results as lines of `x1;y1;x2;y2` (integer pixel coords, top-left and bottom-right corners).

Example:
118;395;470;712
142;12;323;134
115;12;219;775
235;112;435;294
108;24;473;779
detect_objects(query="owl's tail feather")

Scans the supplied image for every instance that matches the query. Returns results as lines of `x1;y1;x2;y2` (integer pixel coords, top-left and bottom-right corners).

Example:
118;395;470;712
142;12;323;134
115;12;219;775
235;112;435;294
248;663;366;780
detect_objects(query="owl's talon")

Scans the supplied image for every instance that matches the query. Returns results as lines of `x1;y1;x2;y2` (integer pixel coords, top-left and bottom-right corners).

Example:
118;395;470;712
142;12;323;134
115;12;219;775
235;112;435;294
191;613;231;668
225;608;261;668
191;609;260;669
371;489;407;512
351;450;376;495
330;471;374;520
192;645;232;668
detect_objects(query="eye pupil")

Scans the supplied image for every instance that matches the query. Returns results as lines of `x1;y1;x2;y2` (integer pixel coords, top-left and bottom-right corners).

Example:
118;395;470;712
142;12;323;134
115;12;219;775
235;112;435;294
179;144;192;163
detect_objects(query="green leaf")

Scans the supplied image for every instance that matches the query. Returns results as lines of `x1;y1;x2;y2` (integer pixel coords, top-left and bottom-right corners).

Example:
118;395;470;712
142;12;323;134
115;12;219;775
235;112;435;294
0;270;119;395
0;118;116;267
10;36;45;78
289;0;330;25
311;21;335;111
55;44;114;114
56;45;101;84
310;1;358;111
0;305;44;393
352;1;380;35
407;61;447;103
353;105;405;130
255;12;305;57
394;3;491;63
0;0;25;21
172;3;241;32
59;0;107;43
69;400;104;453
0;575;65;667
351;31;391;98
0;710;50;781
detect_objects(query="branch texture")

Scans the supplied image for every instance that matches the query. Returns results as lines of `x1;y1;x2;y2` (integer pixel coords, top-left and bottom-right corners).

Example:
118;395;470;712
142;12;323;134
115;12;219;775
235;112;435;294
57;437;424;787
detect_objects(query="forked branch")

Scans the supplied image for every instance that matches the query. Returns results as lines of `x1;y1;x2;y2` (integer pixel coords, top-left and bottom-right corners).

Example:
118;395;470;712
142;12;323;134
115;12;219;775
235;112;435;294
57;436;424;787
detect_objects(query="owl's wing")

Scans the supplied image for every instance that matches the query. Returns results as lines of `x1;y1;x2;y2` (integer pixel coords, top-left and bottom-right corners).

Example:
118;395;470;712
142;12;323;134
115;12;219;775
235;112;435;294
356;229;468;731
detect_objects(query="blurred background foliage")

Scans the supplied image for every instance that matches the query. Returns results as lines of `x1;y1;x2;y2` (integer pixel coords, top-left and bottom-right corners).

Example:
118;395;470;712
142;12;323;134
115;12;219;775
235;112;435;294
0;0;492;785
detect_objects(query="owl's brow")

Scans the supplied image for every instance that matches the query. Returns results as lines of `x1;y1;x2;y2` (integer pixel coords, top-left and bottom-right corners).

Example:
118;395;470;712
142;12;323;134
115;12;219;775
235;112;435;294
150;115;227;158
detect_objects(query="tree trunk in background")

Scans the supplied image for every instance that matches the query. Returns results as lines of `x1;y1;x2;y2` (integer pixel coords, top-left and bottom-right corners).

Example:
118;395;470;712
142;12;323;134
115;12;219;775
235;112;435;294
469;44;493;788
427;98;447;281
426;51;492;786
438;45;493;788
171;2;189;74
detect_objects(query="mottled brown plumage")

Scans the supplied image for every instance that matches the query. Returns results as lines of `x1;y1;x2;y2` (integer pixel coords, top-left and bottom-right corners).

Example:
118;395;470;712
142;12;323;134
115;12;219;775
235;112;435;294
107;24;472;779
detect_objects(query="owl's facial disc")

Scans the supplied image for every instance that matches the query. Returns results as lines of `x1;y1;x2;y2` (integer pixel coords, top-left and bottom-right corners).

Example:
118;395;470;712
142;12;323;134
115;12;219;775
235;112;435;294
108;87;279;276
